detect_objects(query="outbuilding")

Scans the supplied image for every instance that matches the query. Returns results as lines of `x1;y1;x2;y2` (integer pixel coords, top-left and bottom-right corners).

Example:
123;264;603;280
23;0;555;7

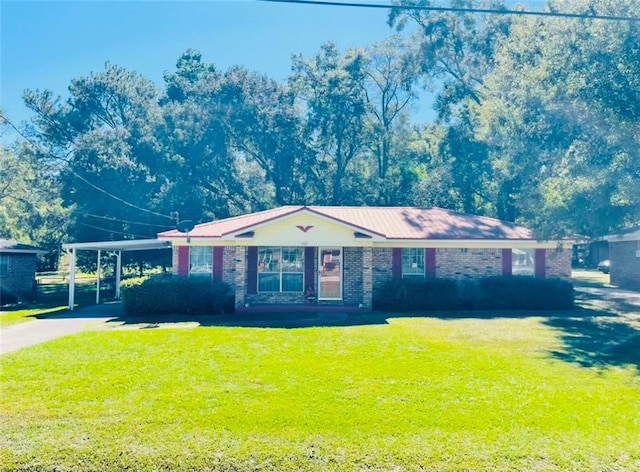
605;228;640;291
0;239;46;303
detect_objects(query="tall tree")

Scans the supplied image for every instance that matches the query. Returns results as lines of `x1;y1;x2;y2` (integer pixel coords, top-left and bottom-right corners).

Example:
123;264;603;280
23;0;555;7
477;0;640;236
291;43;369;204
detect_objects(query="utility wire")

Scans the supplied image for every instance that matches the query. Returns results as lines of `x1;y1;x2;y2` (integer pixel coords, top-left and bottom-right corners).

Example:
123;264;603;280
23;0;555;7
75;211;175;228
258;0;640;22
1;113;175;221
78;222;153;239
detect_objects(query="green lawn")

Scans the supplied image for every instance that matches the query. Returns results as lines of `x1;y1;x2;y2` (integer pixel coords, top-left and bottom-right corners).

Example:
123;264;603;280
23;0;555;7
1;316;639;471
0;306;68;327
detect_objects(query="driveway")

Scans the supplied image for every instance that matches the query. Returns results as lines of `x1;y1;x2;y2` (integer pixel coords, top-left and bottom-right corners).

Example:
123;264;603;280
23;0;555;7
0;302;121;355
572;270;640;315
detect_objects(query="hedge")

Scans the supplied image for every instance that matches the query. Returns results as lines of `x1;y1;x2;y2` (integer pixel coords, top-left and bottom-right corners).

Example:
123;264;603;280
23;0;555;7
373;276;574;311
121;275;233;315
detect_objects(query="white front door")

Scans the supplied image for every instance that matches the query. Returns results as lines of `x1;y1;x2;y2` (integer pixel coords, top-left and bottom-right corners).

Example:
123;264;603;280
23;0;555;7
318;247;342;300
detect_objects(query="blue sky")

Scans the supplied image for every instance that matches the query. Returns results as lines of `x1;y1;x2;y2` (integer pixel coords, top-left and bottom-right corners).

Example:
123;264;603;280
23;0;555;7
1;0;419;127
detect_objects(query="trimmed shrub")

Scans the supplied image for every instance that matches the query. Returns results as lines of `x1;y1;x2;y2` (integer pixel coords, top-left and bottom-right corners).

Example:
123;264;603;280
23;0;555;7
374;278;458;311
122;275;233;315
374;276;574;312
477;276;574;310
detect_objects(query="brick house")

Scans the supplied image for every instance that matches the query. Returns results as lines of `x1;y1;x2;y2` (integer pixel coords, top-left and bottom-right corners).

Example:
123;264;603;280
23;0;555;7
605;228;640;291
0;239;46;304
157;206;572;311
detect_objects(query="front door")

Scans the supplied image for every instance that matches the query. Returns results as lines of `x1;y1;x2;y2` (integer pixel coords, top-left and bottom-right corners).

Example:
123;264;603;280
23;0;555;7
318;247;342;300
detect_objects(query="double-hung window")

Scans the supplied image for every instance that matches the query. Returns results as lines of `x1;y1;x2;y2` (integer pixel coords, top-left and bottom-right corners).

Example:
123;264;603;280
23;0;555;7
258;246;304;292
402;248;425;277
512;248;535;276
189;246;213;277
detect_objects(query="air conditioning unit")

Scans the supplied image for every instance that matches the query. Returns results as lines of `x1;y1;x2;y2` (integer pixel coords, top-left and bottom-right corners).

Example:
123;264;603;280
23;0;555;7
636;250;640;258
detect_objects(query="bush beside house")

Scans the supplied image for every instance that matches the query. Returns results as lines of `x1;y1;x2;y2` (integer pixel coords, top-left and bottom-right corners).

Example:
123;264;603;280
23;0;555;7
374;276;574;311
122;276;233;315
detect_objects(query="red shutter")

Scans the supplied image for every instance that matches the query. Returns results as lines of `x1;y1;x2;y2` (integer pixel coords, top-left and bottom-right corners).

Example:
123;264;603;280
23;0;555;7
177;246;189;277
247;247;258;295
213;246;224;281
304;246;316;292
535;249;546;278
392;248;402;279
425;248;436;278
502;249;512;276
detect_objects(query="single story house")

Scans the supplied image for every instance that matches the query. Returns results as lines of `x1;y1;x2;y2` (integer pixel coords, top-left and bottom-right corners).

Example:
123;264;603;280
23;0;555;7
604;228;640;291
158;206;572;311
0;239;46;304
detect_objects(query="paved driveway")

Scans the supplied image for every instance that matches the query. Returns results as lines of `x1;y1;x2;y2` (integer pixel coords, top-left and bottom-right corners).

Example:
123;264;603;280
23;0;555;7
0;302;121;355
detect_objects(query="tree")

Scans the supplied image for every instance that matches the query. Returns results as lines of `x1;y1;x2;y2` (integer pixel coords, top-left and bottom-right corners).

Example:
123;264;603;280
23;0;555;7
291;43;369;205
477;0;640;236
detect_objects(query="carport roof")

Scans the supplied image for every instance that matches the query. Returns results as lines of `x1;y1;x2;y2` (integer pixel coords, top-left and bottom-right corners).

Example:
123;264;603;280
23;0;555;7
62;239;171;252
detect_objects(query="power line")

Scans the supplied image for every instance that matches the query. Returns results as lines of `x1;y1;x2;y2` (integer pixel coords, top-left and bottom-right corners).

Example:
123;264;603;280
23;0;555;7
75;211;175;228
258;0;640;22
0;113;175;221
77;222;153;239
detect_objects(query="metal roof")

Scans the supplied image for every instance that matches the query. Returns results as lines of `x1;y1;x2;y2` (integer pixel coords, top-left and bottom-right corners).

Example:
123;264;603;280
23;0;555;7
158;206;536;241
0;239;47;254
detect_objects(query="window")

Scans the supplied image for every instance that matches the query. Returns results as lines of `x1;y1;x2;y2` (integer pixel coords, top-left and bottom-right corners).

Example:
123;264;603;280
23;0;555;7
402;248;424;277
512;248;535;276
0;254;8;276
189;246;213;277
258;246;304;292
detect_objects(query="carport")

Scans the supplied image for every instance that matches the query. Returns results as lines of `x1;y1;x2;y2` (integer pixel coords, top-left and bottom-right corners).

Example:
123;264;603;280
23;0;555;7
61;239;172;310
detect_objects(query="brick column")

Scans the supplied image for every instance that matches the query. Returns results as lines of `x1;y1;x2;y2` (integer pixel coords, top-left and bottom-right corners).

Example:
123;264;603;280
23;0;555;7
235;246;246;308
362;246;373;309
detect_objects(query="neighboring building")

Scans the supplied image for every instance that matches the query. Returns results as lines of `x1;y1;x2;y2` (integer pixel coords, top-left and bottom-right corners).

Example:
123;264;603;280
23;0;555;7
0;240;46;303
604;228;640;291
158;206;573;311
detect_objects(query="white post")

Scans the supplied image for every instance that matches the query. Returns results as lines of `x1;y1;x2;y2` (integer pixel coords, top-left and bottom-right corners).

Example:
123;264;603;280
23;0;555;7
115;251;122;300
68;248;76;311
96;249;101;305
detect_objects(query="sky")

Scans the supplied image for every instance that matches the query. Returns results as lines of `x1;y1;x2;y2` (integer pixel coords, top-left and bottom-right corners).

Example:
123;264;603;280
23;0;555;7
1;0;422;129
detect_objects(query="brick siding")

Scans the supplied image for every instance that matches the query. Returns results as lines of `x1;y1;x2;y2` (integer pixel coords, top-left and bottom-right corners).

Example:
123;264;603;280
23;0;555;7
0;253;37;302
545;247;572;279
343;247;363;305
436;248;503;279
610;241;640;290
372;248;393;297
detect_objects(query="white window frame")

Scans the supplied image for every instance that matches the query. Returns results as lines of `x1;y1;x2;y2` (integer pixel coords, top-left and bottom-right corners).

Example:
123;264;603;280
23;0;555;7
189;246;213;277
402;248;425;278
512;248;535;276
258;246;304;293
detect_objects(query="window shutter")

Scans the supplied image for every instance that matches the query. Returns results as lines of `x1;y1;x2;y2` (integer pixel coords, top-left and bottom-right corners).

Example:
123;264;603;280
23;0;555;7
535;249;546;278
304;246;315;291
247;247;258;295
425;248;436;278
502;249;512;276
177;246;189;277
392;248;402;279
213;246;224;281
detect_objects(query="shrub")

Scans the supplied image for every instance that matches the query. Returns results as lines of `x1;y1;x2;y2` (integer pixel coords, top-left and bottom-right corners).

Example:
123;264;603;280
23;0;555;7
374;276;574;311
477;276;574;310
374;278;458;311
122;275;233;315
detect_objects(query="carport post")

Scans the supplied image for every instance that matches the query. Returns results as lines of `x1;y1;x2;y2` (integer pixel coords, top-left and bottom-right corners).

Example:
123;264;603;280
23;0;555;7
96;249;101;305
68;248;76;311
115;251;122;299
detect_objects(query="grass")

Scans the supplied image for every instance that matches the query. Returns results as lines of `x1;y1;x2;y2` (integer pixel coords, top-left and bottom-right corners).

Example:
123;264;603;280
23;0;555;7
1;315;639;471
0;305;68;327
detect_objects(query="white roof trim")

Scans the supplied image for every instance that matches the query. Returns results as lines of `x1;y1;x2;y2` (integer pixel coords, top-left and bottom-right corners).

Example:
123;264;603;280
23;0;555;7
0;248;48;255
62;239;172;252
604;230;640;242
